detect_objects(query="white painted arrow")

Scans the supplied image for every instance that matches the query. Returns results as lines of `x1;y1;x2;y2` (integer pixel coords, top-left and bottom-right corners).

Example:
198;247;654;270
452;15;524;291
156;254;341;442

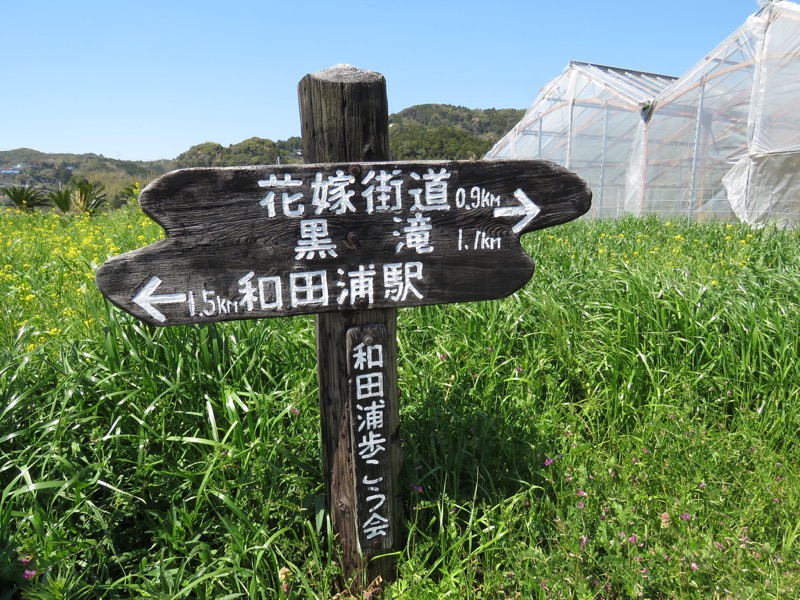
132;276;187;323
494;189;541;234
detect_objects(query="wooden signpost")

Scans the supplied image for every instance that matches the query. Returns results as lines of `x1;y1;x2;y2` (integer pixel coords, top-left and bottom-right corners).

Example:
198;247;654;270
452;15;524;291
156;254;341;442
95;160;589;326
95;65;591;592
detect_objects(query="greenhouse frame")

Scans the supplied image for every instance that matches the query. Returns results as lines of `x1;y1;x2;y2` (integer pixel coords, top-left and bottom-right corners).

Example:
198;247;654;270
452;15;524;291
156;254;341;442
487;0;800;226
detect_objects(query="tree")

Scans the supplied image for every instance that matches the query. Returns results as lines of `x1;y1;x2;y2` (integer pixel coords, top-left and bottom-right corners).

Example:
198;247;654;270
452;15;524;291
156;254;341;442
276;136;302;152
111;182;140;208
175;142;224;168
47;188;73;213
389;123;492;160
389;104;524;142
0;185;49;212
174;137;304;168
69;179;107;216
223;137;278;166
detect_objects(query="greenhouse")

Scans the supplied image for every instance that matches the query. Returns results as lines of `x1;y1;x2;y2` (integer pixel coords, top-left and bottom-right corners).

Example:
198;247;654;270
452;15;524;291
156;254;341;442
487;0;800;226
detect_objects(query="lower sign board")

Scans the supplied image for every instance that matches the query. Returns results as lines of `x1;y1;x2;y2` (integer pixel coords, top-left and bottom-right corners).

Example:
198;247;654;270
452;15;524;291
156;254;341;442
96;159;591;326
346;323;395;555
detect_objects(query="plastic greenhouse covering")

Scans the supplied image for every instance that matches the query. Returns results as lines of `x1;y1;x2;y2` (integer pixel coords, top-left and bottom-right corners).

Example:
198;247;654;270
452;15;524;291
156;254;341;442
487;0;800;226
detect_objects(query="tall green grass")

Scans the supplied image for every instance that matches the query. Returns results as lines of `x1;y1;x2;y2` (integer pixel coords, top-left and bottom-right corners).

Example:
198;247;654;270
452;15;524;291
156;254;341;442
1;208;799;598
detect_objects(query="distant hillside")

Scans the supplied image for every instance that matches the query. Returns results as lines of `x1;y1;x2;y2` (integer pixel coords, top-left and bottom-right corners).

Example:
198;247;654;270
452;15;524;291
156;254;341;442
389;104;525;160
1;104;524;200
390;104;524;139
0;149;175;199
173;104;525;165
174;137;304;168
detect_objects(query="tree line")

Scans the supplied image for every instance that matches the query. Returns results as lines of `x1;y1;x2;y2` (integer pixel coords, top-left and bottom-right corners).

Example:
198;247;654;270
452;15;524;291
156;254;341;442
1;103;525;212
0;179;139;216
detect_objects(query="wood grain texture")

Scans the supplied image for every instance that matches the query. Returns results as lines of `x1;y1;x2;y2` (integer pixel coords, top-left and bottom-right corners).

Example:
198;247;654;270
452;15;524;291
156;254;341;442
346;324;400;559
94;159;590;327
298;65;389;165
300;64;400;590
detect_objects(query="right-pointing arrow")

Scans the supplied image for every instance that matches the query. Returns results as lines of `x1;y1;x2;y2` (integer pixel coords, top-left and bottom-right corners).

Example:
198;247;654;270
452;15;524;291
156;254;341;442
132;276;187;323
494;189;542;234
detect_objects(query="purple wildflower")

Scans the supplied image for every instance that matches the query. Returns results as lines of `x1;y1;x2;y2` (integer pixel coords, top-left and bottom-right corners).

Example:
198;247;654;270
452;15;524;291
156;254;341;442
544;458;554;466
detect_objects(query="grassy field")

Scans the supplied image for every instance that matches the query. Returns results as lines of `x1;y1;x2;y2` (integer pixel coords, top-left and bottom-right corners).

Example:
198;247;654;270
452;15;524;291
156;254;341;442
1;206;799;599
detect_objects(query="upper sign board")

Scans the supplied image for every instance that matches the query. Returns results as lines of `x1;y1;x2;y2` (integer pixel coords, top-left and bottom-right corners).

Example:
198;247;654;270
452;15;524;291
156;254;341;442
96;160;591;326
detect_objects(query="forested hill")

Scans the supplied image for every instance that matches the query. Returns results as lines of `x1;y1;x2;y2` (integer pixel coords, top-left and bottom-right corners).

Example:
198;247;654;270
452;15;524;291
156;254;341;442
169;104;525;165
0;149;174;198
391;104;524;138
1;104;524;196
173;105;526;165
389;104;524;160
173;137;303;168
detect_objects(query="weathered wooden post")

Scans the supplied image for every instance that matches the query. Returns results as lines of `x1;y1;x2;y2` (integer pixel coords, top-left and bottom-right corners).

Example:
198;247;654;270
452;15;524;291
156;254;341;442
94;62;592;596
298;64;401;588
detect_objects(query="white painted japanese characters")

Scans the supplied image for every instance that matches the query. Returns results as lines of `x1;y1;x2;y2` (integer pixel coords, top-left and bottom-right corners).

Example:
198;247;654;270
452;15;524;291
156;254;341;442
133;263;424;324
347;325;394;552
96;159;592;326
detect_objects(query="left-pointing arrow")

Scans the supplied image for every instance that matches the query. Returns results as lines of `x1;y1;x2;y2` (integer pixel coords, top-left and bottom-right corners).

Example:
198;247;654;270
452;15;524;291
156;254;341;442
132;276;187;324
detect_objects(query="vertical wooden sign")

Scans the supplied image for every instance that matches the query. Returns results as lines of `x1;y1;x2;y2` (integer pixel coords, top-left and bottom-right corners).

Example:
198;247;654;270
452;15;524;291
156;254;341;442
346;325;399;556
298;64;402;589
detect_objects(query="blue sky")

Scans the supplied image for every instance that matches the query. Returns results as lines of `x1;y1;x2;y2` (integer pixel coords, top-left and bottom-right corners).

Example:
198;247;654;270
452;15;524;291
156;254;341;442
1;0;764;161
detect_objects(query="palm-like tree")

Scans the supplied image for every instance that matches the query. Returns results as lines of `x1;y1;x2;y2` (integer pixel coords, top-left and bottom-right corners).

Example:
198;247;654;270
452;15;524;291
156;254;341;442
0;185;49;212
69;180;107;216
113;181;141;208
47;188;73;213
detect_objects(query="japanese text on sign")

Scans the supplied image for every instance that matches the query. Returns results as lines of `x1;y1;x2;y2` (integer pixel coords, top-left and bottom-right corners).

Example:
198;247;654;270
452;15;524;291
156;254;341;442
350;334;392;545
175;262;423;320
259;167;505;263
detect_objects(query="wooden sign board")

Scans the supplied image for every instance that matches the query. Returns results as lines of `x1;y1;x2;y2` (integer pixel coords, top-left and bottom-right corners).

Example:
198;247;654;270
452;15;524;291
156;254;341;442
96;160;590;326
346;323;397;556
